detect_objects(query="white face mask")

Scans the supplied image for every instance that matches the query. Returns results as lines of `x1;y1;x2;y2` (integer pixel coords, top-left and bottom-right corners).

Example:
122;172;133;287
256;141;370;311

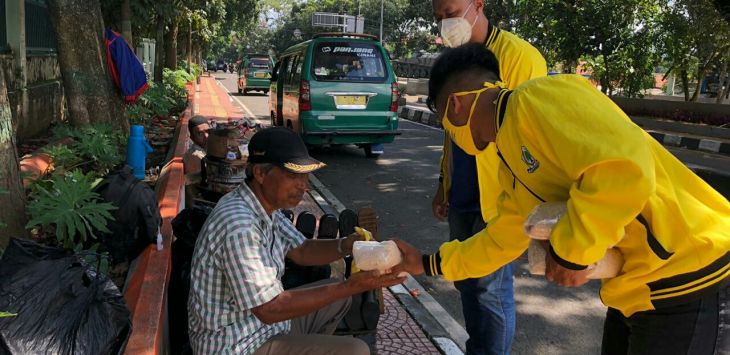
439;2;478;48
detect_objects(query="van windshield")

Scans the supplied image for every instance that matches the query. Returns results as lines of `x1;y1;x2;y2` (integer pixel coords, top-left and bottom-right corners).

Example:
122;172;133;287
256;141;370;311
249;58;270;69
312;42;387;82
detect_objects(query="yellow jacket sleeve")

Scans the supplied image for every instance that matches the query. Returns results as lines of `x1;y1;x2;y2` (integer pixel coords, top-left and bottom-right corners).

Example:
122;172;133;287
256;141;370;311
517;77;655;268
432;191;529;280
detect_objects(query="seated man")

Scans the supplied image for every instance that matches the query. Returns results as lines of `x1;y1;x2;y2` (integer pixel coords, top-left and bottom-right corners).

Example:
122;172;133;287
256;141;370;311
183;115;210;184
348;60;365;78
188;127;406;354
183;116;210;206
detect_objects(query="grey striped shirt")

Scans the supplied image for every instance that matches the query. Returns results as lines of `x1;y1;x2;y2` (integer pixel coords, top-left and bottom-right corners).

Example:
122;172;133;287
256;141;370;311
188;183;306;354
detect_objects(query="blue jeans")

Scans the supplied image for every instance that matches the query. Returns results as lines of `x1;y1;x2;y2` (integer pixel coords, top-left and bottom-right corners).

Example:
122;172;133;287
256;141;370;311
449;210;516;355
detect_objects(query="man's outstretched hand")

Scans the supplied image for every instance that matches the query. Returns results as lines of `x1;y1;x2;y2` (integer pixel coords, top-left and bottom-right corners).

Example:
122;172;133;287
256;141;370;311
391;239;426;276
346;269;407;293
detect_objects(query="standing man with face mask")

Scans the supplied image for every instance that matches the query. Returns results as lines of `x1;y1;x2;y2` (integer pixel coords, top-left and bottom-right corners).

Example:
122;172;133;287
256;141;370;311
430;1;547;354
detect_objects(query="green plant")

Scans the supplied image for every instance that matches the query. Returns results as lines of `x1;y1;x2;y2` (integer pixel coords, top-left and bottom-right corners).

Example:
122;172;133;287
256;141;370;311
0;312;16;318
47;124;126;176
26;170;116;249
125;103;153;126
43;145;82;172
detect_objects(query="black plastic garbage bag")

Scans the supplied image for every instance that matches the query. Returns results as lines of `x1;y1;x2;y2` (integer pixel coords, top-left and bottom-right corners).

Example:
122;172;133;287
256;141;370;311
0;238;131;355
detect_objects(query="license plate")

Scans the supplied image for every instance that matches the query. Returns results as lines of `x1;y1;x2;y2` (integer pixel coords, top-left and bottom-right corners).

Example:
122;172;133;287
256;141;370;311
254;72;265;78
335;95;366;106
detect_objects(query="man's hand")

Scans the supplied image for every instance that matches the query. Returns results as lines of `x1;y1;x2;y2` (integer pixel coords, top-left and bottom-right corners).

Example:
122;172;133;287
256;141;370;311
545;246;591;287
391;239;425;276
342;232;365;255
346;269;407;293
432;184;448;221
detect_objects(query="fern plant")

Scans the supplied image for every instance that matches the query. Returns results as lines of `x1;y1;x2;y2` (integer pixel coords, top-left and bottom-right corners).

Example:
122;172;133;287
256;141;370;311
26;170;116;249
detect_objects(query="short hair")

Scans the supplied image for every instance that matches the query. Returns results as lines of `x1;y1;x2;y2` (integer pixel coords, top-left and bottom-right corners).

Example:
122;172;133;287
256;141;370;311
427;43;501;112
188;115;209;133
244;163;274;182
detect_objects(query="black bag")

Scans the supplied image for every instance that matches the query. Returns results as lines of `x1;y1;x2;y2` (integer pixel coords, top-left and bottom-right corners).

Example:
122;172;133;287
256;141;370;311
168;203;213;355
93;165;162;264
0;238;131;355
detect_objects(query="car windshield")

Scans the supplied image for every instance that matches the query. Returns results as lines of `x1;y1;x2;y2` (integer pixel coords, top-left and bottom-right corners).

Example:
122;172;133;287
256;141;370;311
249;58;270;69
312;42;387;82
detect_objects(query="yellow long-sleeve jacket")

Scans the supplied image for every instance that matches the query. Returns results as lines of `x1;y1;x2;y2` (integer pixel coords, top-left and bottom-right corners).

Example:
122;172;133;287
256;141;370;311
440;23;547;221
425;75;730;316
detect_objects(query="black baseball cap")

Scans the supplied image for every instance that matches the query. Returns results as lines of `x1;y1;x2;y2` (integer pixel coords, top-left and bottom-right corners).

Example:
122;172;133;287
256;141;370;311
248;127;326;173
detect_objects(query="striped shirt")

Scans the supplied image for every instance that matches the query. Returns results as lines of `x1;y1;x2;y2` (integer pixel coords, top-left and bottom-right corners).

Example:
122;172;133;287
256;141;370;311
188;183;306;354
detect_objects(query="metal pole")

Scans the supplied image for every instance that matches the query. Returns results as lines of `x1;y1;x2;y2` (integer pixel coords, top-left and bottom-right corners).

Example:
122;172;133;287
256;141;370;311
379;0;384;42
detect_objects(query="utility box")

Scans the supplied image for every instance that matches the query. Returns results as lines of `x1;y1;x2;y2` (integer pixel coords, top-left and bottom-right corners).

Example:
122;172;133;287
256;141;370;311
136;38;156;80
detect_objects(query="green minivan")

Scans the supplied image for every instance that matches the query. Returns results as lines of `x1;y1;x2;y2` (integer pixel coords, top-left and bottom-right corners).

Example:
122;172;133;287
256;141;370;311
269;33;400;157
238;54;274;95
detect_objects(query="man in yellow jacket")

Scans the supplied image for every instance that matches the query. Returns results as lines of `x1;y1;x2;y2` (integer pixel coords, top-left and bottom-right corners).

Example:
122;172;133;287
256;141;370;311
395;43;730;354
431;0;546;353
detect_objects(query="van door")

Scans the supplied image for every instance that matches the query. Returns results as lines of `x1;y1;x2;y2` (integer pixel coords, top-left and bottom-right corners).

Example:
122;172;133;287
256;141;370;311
309;41;393;131
283;53;304;132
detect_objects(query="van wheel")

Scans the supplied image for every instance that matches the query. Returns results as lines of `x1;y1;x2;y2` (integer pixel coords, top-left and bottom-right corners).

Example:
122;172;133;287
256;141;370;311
242;89;248;95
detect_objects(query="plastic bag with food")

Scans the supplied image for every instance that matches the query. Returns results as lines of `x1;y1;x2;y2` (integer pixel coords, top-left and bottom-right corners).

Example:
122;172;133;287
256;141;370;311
352;240;403;272
524;202;624;279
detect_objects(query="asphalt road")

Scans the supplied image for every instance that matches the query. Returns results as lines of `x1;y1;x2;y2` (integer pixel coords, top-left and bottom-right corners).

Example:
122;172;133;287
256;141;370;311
214;72;609;354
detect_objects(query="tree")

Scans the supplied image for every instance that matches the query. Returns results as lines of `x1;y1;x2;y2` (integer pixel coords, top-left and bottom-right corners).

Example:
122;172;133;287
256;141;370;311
0;67;27;248
659;0;730;101
48;0;128;132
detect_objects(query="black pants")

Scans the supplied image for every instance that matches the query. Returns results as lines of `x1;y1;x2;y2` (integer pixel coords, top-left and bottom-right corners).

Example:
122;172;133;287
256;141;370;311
601;282;729;355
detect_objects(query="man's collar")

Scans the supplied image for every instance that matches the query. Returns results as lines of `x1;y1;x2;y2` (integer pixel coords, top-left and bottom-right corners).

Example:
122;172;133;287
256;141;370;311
494;89;513;135
483;21;501;48
236;183;273;226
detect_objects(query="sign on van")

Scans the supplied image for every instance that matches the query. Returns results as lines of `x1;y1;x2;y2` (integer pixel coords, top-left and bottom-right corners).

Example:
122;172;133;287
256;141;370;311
320;46;377;58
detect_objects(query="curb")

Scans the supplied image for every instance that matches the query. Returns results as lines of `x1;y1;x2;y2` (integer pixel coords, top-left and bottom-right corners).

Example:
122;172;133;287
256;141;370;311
647;130;730;155
400;104;730;156
399;105;442;129
308;174;467;354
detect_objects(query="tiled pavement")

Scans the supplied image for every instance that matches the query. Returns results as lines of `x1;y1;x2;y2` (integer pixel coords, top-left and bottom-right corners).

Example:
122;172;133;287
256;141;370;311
192;75;448;354
377;291;441;354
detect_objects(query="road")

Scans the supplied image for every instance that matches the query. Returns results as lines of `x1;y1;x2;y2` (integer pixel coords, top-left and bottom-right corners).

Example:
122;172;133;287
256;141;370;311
213;72;730;354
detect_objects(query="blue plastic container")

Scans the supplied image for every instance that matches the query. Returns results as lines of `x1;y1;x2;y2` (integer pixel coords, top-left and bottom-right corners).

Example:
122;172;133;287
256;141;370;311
126;125;153;180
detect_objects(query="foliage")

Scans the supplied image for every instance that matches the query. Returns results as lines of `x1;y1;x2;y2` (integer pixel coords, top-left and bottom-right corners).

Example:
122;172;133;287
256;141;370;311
26;170;116;249
0;312;16;318
126;69;190;126
47;124;126;176
265;0;436;58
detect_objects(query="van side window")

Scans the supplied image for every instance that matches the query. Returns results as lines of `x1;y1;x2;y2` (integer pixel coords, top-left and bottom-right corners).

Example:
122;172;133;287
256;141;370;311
292;54;304;83
284;56;294;85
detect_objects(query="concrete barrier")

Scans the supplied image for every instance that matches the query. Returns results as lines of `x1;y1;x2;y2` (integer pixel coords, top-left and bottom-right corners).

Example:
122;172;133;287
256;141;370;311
613;97;729;126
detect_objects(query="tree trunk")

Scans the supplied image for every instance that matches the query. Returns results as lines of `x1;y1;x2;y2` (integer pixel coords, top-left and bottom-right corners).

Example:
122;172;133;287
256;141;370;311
154;14;165;82
121;0;132;46
47;0;128;133
690;64;704;102
0;68;27;248
681;69;690;101
716;53;729;104
164;19;178;70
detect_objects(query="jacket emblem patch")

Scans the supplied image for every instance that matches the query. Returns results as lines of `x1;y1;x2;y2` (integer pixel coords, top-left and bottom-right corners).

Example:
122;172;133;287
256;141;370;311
521;146;540;173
